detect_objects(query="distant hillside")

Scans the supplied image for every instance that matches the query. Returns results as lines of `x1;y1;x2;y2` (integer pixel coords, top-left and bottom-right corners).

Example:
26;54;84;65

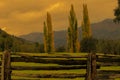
0;29;41;52
0;28;30;44
20;19;120;47
92;19;120;39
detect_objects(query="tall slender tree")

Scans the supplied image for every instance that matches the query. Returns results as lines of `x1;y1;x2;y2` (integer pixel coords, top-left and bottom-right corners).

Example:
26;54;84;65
67;4;80;53
43;22;48;53
67;27;73;52
43;12;55;53
81;4;97;53
114;0;120;23
81;4;92;39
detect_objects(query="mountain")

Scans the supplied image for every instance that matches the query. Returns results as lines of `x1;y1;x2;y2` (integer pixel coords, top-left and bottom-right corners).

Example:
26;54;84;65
91;19;120;39
0;29;22;51
0;28;31;44
0;29;41;52
19;19;120;47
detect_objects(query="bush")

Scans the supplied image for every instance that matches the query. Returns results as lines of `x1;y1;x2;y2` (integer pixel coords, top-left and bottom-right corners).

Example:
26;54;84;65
80;37;97;53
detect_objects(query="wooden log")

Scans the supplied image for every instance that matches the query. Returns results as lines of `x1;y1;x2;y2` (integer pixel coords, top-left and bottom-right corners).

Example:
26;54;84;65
12;73;85;78
13;53;88;58
100;62;120;66
97;74;120;79
97;57;120;62
12;78;40;80
11;65;87;70
11;79;40;80
85;53;92;80
91;53;97;80
11;57;87;65
97;78;115;80
97;54;120;58
11;65;100;70
0;65;100;72
98;70;120;74
109;74;120;78
0;55;119;65
21;55;88;58
10;55;120;63
1;50;11;80
98;70;120;79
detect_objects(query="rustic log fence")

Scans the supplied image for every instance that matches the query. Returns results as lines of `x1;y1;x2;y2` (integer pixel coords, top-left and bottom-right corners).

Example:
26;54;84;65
1;50;11;80
0;50;120;80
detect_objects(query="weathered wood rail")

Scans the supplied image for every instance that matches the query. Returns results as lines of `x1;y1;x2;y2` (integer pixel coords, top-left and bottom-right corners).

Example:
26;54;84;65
0;50;120;80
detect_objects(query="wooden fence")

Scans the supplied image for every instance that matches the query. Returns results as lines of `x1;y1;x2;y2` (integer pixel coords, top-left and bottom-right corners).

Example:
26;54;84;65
0;50;120;80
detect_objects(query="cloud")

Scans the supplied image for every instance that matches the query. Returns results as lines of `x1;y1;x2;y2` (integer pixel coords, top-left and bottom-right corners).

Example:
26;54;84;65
46;2;64;12
0;0;117;36
1;27;6;31
8;2;64;23
11;11;43;22
0;1;5;8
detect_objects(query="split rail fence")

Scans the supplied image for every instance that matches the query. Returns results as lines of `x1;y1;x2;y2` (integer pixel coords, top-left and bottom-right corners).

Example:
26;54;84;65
0;50;120;80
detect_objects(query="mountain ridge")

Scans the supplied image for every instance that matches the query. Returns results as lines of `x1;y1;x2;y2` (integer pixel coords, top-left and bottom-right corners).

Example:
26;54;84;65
19;19;120;47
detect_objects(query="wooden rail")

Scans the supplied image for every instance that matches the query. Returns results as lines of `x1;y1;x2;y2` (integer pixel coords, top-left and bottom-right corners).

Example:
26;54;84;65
0;50;120;80
1;50;11;80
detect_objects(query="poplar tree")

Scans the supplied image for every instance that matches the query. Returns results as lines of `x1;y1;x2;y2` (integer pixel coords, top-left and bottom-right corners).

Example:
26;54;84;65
81;4;97;53
43;22;48;53
67;4;80;53
43;12;55;53
67;27;73;52
81;4;92;39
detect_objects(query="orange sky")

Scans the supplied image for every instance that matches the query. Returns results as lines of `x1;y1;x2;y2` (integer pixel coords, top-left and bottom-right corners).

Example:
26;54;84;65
0;0;117;36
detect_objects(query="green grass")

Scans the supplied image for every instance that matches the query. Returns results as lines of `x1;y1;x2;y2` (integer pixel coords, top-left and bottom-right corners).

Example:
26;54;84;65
115;78;120;80
12;76;40;79
12;69;86;74
40;78;85;80
12;62;59;67
100;66;120;70
12;76;85;80
13;52;87;57
12;69;86;79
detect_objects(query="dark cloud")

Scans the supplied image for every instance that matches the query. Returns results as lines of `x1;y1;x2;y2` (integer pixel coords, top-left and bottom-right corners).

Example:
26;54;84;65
0;0;117;36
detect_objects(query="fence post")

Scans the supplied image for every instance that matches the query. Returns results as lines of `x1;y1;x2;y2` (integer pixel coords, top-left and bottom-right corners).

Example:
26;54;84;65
1;50;11;80
86;53;92;80
91;53;97;80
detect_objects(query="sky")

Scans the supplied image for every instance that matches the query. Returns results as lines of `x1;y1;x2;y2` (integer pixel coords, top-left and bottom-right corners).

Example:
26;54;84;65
0;0;117;36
